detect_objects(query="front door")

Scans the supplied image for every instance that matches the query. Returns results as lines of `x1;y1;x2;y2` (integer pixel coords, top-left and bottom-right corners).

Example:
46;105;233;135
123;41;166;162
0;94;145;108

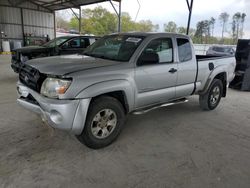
135;38;178;108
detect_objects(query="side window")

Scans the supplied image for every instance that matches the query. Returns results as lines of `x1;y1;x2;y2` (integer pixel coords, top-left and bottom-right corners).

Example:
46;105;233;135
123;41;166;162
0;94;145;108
177;38;192;62
138;38;173;65
89;38;96;45
80;38;90;48
63;38;81;48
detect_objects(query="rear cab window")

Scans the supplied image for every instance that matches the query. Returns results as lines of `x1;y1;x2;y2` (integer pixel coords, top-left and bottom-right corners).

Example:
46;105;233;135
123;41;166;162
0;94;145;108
177;38;192;62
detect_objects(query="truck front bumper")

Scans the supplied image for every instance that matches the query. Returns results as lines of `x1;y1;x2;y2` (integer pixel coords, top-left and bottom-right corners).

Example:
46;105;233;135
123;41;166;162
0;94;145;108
17;82;90;135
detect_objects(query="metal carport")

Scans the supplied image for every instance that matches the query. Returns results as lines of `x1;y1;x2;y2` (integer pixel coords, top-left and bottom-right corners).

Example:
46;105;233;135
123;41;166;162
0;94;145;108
0;0;121;50
30;0;122;33
0;0;193;50
25;0;193;34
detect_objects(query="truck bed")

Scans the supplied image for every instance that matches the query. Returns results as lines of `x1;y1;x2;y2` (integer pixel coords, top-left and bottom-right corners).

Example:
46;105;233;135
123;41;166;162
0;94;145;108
195;55;236;93
196;55;235;61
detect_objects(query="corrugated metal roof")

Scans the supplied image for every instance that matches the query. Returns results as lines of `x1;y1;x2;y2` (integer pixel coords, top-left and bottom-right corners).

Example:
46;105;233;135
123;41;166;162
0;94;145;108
10;0;121;11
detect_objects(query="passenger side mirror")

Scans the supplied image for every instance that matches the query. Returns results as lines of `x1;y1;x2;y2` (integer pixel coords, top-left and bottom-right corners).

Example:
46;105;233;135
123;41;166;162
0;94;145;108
137;52;159;66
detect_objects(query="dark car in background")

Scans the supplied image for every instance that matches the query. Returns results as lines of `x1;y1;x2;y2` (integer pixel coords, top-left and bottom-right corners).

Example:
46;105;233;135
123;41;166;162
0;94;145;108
206;45;235;56
11;35;99;73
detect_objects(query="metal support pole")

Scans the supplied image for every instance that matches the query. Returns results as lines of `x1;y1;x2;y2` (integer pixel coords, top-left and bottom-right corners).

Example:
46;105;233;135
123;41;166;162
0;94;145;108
53;11;56;39
20;8;25;46
109;0;121;32
186;0;193;35
118;1;121;32
70;8;81;34
79;6;81;34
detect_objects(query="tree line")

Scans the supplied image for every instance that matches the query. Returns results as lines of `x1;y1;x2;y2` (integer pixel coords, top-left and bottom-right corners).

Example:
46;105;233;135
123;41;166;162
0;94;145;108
56;7;158;35
194;12;246;44
56;7;246;45
164;12;246;44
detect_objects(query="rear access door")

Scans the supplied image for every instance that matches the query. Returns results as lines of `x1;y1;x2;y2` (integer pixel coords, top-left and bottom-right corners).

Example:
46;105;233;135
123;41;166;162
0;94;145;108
175;38;197;98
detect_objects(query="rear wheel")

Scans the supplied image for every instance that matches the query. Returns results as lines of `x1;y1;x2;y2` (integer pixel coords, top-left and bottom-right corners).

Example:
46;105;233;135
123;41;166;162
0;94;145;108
199;79;223;110
77;96;125;149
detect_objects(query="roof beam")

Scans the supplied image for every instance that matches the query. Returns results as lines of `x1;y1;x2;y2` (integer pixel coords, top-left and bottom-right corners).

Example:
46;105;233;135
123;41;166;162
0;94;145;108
27;0;53;12
186;0;194;35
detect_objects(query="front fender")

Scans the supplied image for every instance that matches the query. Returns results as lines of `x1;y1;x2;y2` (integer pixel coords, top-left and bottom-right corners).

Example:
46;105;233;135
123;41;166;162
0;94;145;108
75;79;135;112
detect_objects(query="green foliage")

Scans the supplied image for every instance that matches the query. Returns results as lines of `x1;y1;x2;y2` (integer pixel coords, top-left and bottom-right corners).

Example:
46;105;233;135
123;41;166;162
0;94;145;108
81;7;117;35
209;17;216;37
56;7;247;45
56;11;70;30
177;26;186;34
67;6;157;35
219;12;229;40
136;20;156;32
164;21;177;33
69;17;79;30
231;12;246;42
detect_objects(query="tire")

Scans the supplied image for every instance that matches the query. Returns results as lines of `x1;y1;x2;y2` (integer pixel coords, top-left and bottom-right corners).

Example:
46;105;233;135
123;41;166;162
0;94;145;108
199;79;223;111
76;96;125;149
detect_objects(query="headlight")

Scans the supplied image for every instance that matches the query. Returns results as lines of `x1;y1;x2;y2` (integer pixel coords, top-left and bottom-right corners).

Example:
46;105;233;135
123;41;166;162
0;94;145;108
41;78;72;98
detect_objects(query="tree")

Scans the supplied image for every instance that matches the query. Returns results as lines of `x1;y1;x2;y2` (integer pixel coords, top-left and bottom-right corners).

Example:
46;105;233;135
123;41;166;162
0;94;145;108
177;26;186;34
232;12;242;42
219;12;229;41
232;19;236;43
209;17;216;37
240;13;246;38
154;24;159;32
56;12;70;30
195;20;211;43
195;21;203;43
69;17;79;30
164;21;177;33
120;12;136;32
69;7;157;35
136;20;156;32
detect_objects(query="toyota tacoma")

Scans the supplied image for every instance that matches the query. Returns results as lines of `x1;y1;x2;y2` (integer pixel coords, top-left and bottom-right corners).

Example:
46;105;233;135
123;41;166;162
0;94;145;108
16;32;236;149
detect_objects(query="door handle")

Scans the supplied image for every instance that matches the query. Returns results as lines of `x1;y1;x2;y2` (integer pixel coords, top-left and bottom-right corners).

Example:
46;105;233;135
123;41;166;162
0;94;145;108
169;68;177;73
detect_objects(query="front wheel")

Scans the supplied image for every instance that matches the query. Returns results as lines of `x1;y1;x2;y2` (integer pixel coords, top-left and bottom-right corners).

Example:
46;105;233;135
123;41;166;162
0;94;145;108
76;96;125;149
199;79;223;110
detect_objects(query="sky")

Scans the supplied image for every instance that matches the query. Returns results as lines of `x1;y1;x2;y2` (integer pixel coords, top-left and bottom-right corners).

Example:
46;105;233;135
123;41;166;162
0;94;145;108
59;0;250;38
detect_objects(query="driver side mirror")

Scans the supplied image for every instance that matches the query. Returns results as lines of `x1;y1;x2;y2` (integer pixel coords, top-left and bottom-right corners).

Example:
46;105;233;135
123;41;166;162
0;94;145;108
137;51;159;66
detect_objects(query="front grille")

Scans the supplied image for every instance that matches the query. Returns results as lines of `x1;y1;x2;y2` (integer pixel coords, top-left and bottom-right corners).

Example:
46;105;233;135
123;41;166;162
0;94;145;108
19;64;46;92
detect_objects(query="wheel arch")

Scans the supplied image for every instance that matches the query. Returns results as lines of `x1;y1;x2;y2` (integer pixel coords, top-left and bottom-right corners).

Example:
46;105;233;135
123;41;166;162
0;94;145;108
91;91;129;114
76;79;134;113
214;72;227;97
199;70;227;97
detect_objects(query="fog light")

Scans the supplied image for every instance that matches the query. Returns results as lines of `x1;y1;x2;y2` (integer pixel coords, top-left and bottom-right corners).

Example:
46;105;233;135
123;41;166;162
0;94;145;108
50;110;63;124
17;86;29;97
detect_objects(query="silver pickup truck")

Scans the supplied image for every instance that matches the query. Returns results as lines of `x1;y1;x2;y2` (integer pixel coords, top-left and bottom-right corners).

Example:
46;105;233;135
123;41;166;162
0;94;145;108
17;32;236;149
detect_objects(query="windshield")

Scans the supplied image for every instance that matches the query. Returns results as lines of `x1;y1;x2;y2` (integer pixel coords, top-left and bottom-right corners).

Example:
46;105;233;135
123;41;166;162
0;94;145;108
83;35;144;61
213;46;231;53
42;37;70;47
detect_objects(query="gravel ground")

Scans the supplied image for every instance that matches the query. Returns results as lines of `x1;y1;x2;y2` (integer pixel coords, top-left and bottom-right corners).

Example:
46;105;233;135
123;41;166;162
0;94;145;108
0;55;250;188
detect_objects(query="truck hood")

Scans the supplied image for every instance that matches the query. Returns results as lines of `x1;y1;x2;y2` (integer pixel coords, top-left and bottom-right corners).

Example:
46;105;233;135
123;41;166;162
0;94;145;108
26;54;121;75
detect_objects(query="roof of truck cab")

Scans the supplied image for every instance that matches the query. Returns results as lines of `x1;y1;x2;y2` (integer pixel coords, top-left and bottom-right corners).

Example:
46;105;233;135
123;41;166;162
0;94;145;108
108;32;189;38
